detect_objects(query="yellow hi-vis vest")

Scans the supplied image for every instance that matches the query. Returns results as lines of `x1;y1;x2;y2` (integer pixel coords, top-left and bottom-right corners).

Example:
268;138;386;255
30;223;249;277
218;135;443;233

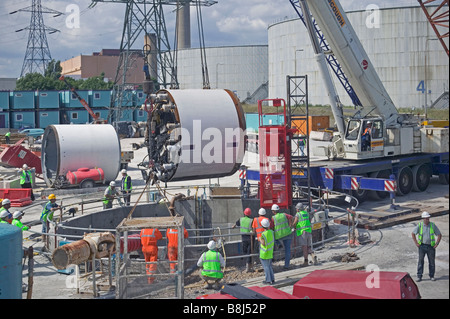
418;221;436;246
201;250;223;279
273;213;291;240
260;229;274;260
295;210;312;236
239;216;252;234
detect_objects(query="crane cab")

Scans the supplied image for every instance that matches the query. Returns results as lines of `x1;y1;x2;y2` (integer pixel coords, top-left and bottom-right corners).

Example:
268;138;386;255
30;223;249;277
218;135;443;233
343;118;384;160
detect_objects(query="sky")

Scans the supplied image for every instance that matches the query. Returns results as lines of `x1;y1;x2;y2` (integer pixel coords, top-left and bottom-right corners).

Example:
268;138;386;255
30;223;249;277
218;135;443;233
0;0;421;78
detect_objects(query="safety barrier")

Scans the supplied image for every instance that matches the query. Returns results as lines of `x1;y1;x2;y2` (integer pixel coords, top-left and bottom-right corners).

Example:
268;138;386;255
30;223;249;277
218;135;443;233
0;188;33;207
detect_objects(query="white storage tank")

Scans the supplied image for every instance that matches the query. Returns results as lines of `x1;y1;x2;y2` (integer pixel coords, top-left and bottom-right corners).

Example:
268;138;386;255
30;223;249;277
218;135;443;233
41;124;121;187
147;89;246;182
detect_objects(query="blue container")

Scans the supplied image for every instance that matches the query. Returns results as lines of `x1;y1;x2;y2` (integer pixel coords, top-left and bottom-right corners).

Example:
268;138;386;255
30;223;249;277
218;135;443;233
119;108;134;122
64;90;90;108
0;91;9;110
38;91;60;109
134;109;147;122
90;109;109;122
65;110;89;124
38;110;60;128
90;90;111;108
11;111;36;129
135;90;146;106
12;91;35;109
0;224;22;299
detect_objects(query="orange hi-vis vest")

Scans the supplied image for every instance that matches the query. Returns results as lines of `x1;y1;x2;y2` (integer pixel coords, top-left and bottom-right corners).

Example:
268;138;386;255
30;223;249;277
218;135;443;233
252;216;269;239
140;228;162;249
167;228;189;248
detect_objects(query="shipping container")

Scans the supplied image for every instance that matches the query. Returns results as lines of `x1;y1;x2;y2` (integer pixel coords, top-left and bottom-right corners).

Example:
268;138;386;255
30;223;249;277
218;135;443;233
12;91;35;109
10;111;35;129
90;90;112;107
0;91;9;110
38;110;60;128
37;91;60;109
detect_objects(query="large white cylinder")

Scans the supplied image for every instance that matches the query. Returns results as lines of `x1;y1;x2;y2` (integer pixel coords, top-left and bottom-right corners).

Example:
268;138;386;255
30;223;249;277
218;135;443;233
41;124;121;187
148;89;246;182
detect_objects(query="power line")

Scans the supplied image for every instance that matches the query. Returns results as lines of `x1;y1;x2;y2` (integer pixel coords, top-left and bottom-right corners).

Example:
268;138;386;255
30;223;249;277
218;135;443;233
10;0;63;77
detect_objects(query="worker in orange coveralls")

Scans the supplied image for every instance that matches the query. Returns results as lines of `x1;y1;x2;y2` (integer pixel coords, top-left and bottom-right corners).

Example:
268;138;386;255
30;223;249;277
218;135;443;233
140;228;163;284
166;227;189;274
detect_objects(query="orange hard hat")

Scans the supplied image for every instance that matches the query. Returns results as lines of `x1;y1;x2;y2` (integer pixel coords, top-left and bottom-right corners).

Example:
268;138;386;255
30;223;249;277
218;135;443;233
244;208;252;216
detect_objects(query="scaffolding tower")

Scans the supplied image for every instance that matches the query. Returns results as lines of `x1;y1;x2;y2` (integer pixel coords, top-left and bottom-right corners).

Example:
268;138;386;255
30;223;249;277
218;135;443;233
115;216;185;299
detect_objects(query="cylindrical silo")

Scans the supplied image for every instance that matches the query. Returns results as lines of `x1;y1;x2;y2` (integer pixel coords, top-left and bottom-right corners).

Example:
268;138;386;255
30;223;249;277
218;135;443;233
0;224;22;299
146;89;246;182
41;124;121;187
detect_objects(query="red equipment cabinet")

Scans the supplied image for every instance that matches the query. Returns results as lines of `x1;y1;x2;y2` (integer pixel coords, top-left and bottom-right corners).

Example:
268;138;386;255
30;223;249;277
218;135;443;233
258;99;297;209
292;269;421;299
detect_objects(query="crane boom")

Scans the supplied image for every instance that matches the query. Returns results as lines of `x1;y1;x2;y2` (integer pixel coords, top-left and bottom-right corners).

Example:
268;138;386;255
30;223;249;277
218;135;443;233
59;76;105;123
304;0;401;128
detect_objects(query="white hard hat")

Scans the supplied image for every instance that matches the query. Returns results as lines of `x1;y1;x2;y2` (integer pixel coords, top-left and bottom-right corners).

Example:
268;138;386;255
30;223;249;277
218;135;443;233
121;169;127;174
2;198;11;205
13;211;24;219
271;204;280;211
421;211;431;218
258;208;266;216
207;240;216;250
261;218;270;228
22;164;28;169
0;210;9;218
110;181;116;187
296;203;304;210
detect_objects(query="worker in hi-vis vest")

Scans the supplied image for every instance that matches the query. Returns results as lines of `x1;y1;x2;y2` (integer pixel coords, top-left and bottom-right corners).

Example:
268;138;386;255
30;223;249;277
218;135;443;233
271;204;293;270
12;211;29;231
120;169;132;206
19;164;35;201
232;208;254;272
166;227;189;274
411;211;442;282
197;240;225;290
292;202;316;267
140;227;163;284
259;218;275;285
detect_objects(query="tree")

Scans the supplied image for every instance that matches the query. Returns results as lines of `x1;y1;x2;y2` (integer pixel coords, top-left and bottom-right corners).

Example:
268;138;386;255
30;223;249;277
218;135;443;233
16;61;114;91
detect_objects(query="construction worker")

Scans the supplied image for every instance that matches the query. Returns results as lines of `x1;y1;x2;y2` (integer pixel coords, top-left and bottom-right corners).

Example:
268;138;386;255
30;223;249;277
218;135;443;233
103;181;121;209
19;164;35;201
5;131;11;144
411;211;442;282
232;208;254;272
140;227;163;284
361;121;372;151
40;194;61;239
0;199;13;224
166;227;189;274
252;208;271;241
121;169;132;206
271;204;293;270
0;210;11;224
259;218;275;285
292;203;315;267
197;240;225;290
11;211;29;231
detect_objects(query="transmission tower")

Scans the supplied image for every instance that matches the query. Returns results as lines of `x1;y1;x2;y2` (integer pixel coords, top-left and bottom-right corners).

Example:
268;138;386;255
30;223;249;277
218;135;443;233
90;0;217;123
11;0;62;77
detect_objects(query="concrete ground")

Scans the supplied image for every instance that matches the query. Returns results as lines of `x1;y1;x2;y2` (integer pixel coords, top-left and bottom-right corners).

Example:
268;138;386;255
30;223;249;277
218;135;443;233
1;136;448;299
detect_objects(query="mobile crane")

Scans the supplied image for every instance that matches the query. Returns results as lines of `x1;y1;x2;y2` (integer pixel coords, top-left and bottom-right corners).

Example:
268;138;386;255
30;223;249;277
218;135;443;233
295;0;447;161
248;0;449;203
